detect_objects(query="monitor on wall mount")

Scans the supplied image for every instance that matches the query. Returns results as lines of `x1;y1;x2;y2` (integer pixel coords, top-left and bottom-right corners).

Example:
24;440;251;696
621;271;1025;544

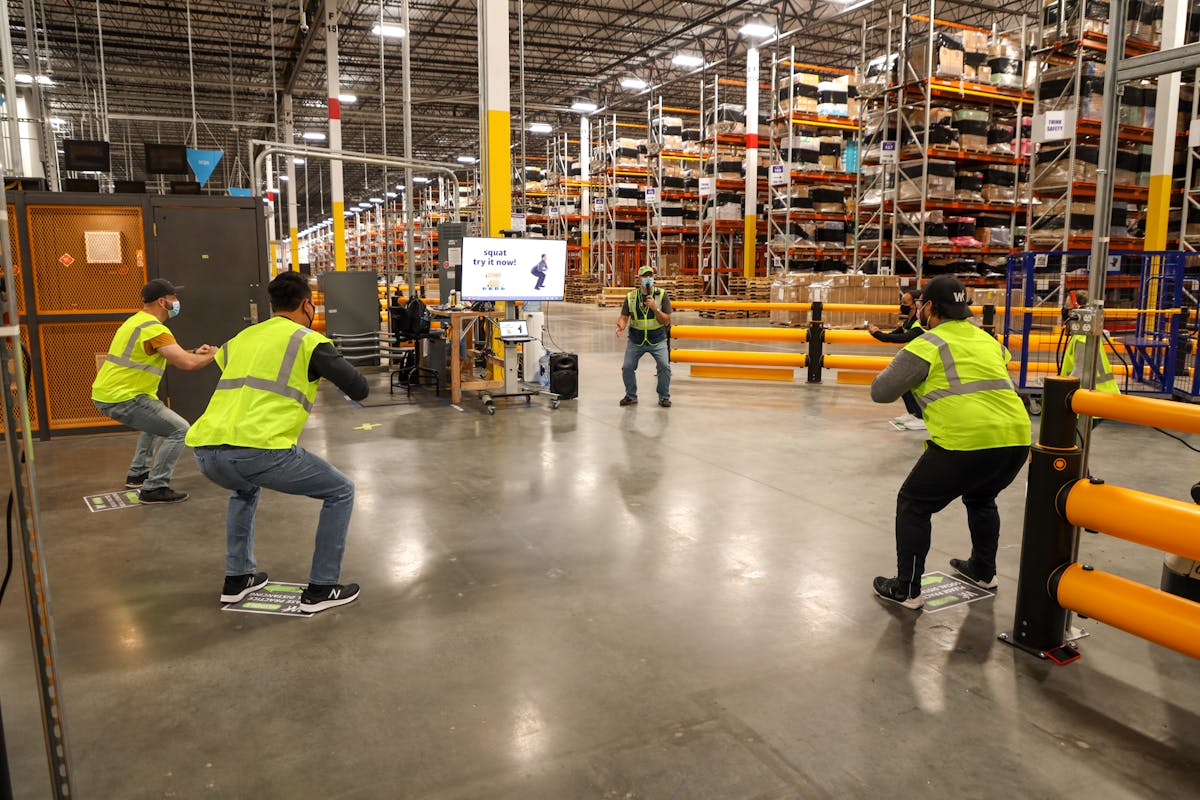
63;139;110;172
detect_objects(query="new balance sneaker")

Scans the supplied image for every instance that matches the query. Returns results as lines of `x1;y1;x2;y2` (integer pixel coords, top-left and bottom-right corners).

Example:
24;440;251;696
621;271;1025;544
658;397;671;408
950;558;999;590
873;576;924;609
138;487;189;504
619;396;637;406
300;582;361;613
124;471;149;489
220;572;269;603
903;417;927;431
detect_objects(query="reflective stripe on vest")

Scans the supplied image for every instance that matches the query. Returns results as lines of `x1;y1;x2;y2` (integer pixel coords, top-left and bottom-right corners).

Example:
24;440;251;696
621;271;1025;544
214;328;314;412
626;288;665;331
1062;336;1119;392
915;331;1015;406
91;312;170;404
105;321;166;376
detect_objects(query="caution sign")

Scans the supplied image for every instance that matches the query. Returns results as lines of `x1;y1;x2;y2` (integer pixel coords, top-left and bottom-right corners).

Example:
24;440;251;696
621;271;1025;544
222;582;310;617
920;571;996;613
58;253;75;267
83;491;141;512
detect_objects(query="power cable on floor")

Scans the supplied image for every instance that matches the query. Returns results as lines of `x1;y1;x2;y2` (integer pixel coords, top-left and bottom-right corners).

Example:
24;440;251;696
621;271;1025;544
1153;427;1200;454
0;491;12;608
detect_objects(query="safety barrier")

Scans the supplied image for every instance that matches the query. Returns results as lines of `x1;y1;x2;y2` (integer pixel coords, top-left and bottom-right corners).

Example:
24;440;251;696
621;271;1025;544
1003;375;1200;662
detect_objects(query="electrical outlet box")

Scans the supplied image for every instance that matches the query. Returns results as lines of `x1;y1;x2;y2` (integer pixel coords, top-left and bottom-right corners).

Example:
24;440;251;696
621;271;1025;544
1066;307;1103;336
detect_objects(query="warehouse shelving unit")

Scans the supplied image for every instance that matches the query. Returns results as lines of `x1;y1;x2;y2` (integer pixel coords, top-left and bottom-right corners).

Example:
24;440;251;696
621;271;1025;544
699;74;750;295
647;99;703;277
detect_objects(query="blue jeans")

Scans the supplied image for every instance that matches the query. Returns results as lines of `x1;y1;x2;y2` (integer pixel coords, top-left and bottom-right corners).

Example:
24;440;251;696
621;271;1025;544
94;395;189;491
622;337;671;400
193;445;355;585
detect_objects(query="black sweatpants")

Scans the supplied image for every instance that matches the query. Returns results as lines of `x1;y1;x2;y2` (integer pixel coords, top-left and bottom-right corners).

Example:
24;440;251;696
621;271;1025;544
895;442;1029;594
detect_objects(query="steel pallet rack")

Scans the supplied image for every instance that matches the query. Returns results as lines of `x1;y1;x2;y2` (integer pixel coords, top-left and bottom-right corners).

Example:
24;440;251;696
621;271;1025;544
699;74;752;295
647;98;703;277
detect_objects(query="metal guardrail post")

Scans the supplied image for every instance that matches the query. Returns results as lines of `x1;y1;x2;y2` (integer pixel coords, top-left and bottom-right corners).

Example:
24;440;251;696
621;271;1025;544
1002;375;1084;656
1161;483;1200;603
981;304;996;337
807;301;823;384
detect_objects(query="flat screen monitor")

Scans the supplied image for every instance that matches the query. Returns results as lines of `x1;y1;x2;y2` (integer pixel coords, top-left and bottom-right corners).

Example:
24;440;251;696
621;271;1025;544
113;180;147;194
170;181;202;195
460;237;567;302
145;143;188;175
61;178;100;193
63;139;110;172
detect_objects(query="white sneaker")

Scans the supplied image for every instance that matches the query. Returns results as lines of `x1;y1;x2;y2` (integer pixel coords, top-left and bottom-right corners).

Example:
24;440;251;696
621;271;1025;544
890;413;915;429
903;418;927;431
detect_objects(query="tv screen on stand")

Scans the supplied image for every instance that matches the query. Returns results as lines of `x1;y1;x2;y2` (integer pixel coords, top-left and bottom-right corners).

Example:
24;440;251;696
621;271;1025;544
63;139;110;172
459;237;567;302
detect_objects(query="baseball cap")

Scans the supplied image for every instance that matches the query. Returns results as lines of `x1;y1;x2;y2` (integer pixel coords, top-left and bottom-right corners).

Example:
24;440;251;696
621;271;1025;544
638;266;655;276
921;275;972;320
142;278;183;303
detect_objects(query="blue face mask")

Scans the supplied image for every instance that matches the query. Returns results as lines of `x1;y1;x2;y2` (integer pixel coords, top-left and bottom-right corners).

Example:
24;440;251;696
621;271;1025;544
641;277;653;291
166;299;181;318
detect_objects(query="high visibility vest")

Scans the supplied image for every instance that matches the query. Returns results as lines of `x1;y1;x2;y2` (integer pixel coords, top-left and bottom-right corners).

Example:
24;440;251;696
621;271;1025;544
91;311;170;403
186;316;329;450
1061;335;1120;394
626;287;667;343
904;320;1031;451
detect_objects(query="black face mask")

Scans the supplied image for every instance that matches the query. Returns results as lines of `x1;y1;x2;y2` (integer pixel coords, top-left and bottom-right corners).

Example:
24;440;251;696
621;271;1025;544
900;304;912;316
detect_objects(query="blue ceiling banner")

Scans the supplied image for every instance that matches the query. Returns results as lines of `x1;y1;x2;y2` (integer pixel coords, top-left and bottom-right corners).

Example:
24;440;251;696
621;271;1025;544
227;187;253;197
186;148;223;187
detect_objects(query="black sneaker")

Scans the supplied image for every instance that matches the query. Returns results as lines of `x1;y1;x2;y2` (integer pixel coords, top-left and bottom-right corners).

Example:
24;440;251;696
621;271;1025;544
619;396;637;406
873;576;924;609
138;487;189;504
300;583;361;613
124;471;149;489
950;558;999;590
658;397;671;408
220;572;269;603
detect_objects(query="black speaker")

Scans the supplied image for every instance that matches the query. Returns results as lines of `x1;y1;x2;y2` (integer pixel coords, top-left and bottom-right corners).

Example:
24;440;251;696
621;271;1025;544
549;352;578;400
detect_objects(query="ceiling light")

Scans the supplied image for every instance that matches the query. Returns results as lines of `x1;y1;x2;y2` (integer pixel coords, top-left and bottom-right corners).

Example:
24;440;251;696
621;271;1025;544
373;24;407;38
338;93;357;104
413;176;430;184
293;157;305;164
739;20;775;38
279;175;288;181
49;117;66;126
571;99;598;113
385;191;397;198
672;53;705;68
369;197;383;203
620;77;649;91
528;122;554;134
457;155;477;164
13;74;49;85
344;210;354;216
301;131;326;141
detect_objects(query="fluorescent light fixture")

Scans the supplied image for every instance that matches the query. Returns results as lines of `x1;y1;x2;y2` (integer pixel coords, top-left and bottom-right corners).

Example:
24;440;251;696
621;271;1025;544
14;73;50;86
571;99;598;113
672;53;705;68
413;176;430;184
279;175;289;181
528;122;554;134
456;155;477;164
369;197;383;203
301;131;327;141
373;24;407;38
385;191;398;198
293;157;305;164
49;117;66;126
338;93;357;104
343;210;354;216
739;21;775;38
620;77;649;91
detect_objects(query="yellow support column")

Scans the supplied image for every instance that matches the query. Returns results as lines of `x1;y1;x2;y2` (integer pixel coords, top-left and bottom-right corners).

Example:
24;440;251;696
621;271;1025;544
580;114;591;274
283;93;300;272
743;47;760;279
478;0;511;237
1144;0;1185;250
326;1;347;271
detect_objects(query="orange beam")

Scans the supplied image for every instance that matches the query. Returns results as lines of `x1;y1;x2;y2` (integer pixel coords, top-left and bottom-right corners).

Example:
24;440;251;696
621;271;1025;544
910;14;990;33
1064;481;1200;562
671;325;807;343
670;348;806;368
690;365;795;381
1072;389;1200;435
824;354;894;371
824;330;902;346
1056;564;1200;661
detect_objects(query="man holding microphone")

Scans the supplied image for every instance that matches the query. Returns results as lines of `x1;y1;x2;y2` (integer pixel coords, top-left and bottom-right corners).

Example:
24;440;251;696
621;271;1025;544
616;265;672;408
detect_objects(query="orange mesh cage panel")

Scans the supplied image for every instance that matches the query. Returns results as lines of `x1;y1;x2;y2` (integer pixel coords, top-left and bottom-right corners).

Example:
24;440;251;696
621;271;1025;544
0;326;39;434
6;204;23;315
28;205;146;314
38;321;124;429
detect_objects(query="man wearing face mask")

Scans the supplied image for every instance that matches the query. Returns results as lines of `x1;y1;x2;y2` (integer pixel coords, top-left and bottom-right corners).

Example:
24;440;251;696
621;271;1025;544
616;265;673;407
868;288;925;430
91;278;217;504
187;271;369;613
869;275;1031;609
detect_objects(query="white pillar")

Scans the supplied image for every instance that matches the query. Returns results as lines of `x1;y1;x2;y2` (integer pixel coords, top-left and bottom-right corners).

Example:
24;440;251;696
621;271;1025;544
743;46;760;278
580;114;591;274
477;0;511;237
284;94;300;271
326;1;346;270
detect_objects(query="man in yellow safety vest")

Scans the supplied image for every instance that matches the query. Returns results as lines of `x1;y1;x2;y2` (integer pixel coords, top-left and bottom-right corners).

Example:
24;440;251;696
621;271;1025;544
186;272;369;613
869;275;1032;609
616;265;673;407
1060;291;1121;395
91;278;217;504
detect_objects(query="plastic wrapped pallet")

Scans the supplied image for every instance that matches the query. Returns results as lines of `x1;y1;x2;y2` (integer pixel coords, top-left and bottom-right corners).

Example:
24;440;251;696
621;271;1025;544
709;103;746;134
1042;0;1109;44
1034;144;1099;187
1115;149;1139;186
909;31;965;79
778;73;819;115
817;77;850;117
898;159;956;201
956;169;985;203
987;35;1024;90
975;216;1012;247
715;159;742;180
953;108;990;152
818;137;843;171
810;185;846;214
988;118;1016;155
862;53;898;97
962;31;989;82
982;165;1018;203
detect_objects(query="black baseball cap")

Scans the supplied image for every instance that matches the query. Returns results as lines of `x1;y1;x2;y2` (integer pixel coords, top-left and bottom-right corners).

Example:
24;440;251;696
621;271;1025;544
921;275;972;320
142;278;183;303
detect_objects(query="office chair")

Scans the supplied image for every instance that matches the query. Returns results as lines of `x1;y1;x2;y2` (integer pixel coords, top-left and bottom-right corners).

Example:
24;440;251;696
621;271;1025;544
389;295;441;397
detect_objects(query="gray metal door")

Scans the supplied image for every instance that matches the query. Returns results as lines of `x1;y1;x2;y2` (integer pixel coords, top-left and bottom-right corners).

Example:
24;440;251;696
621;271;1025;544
151;200;270;422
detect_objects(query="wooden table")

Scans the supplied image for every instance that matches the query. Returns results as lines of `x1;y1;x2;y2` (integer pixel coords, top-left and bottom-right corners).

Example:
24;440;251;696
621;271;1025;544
430;309;505;404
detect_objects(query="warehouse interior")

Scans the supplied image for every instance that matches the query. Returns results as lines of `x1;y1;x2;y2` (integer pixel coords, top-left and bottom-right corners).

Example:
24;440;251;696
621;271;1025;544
3;0;1200;797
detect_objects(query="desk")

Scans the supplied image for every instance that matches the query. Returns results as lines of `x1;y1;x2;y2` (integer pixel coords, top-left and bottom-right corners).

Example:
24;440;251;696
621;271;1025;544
430;309;505;403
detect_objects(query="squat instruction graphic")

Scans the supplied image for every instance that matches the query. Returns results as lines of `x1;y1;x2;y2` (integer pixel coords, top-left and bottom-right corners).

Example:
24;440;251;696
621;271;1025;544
222;582;310;617
83;491;141;512
920;571;996;612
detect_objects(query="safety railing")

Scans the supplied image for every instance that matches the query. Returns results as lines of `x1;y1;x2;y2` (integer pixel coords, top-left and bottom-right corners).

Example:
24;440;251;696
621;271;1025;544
1003;375;1200;662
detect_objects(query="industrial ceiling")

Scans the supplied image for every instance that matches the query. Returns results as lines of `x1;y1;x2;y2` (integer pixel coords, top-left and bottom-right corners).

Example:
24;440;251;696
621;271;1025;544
8;0;1033;222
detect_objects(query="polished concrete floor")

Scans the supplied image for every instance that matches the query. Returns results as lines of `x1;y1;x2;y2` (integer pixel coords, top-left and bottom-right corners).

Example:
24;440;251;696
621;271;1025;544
3;303;1200;799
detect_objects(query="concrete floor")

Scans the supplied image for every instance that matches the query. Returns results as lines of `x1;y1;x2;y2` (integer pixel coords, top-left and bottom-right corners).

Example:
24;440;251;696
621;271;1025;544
2;303;1200;799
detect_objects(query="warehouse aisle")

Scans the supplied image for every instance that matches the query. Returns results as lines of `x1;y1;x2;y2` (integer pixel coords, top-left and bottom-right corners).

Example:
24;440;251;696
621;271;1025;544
2;304;1199;799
